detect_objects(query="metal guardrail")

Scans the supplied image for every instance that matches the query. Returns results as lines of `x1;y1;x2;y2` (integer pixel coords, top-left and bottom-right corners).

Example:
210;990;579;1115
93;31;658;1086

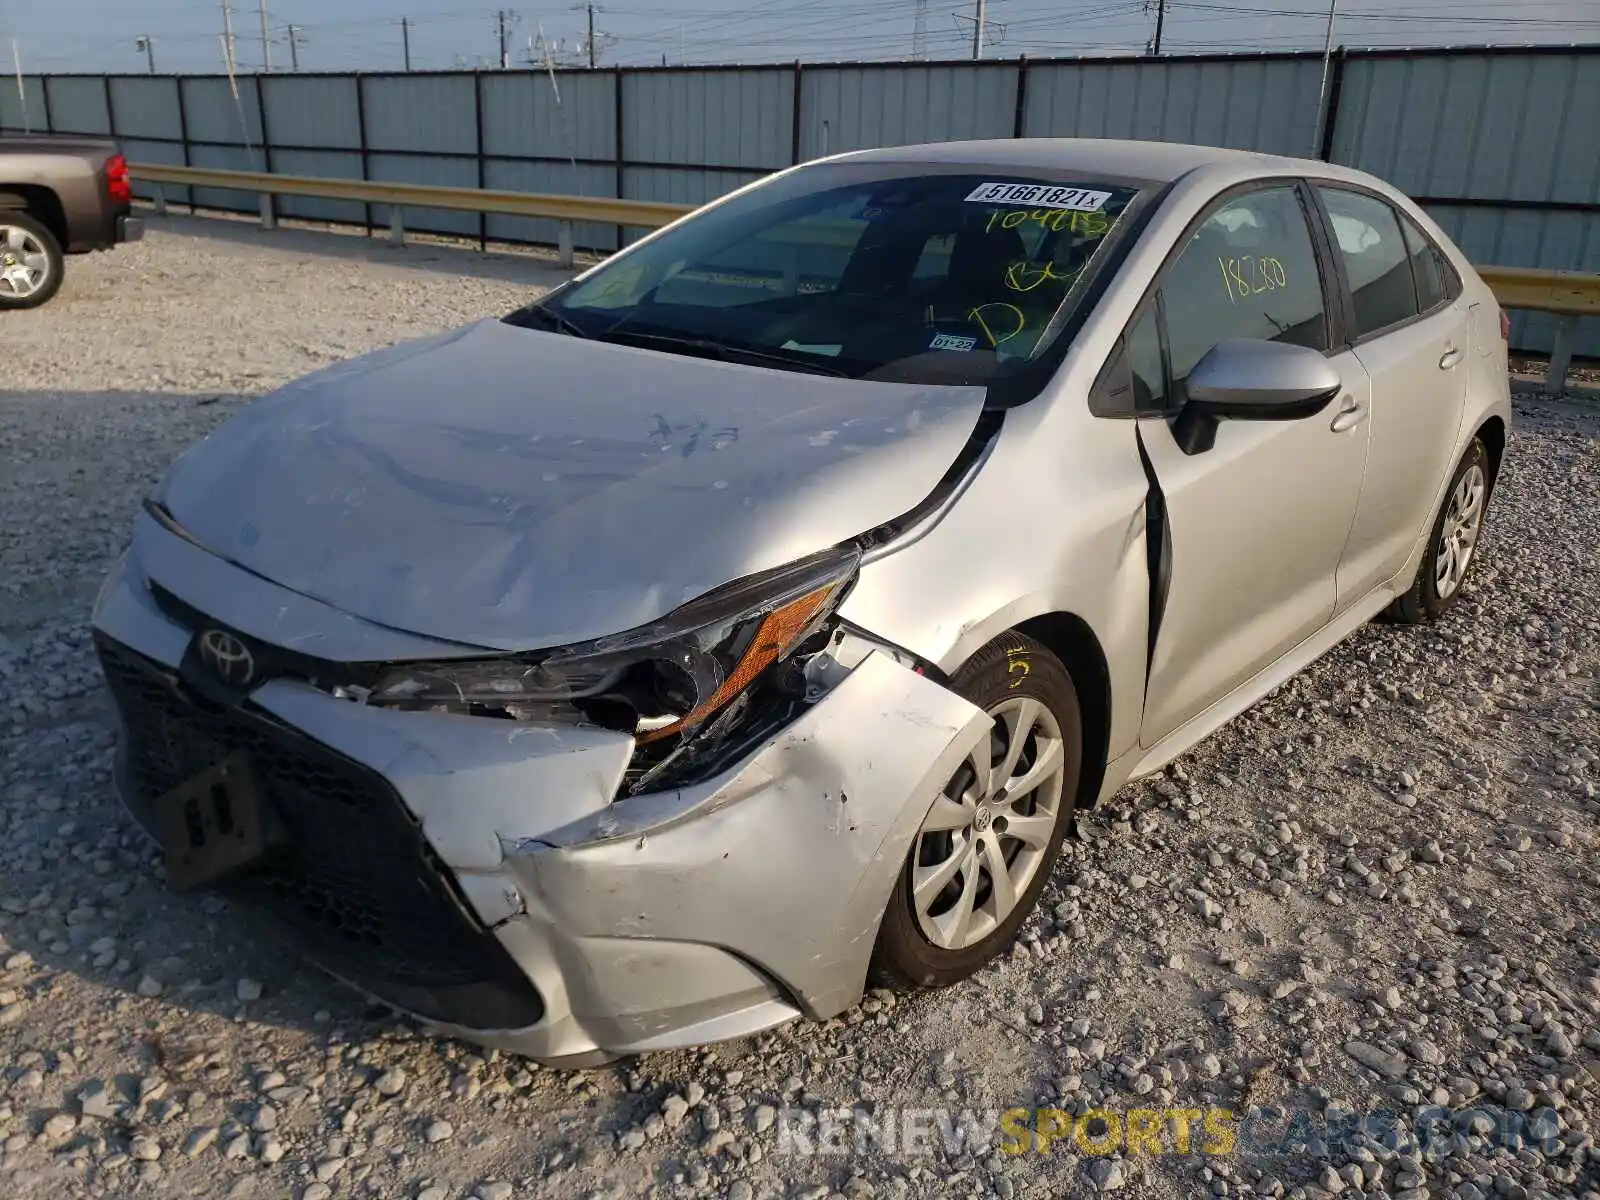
132;162;1596;393
132;163;694;267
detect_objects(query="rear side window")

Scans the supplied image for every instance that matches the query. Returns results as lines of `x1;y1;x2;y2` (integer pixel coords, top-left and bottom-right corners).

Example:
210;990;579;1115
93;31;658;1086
1161;185;1329;396
1318;187;1419;336
1398;213;1457;313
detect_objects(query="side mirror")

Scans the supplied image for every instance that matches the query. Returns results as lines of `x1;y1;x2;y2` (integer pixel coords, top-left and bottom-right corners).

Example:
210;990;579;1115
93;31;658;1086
1173;338;1343;454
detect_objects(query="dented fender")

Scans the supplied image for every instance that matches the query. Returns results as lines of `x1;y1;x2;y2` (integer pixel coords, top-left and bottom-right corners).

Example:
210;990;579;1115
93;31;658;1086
509;651;990;1019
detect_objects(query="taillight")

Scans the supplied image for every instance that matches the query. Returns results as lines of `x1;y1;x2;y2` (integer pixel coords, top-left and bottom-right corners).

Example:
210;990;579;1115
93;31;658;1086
1499;308;1510;342
106;153;132;205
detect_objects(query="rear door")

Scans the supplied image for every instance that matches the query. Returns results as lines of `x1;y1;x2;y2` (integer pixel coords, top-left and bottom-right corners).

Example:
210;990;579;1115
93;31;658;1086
1311;186;1473;612
1126;182;1372;747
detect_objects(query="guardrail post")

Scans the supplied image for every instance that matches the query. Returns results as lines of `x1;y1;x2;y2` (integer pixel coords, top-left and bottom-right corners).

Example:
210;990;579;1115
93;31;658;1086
557;221;574;269
259;193;276;231
1545;313;1578;396
151;185;168;217
389;206;406;247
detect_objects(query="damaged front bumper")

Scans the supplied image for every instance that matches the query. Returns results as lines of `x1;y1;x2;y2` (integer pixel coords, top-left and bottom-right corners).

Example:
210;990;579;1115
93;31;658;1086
92;545;990;1066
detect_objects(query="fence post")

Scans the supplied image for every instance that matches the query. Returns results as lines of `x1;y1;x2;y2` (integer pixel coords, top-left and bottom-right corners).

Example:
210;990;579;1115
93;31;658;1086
1013;55;1029;138
102;75;116;140
1317;45;1348;162
790;60;804;163
175;77;194;212
474;69;488;252
39;75;53;132
613;67;626;255
256;74;274;176
355;73;373;237
1545;314;1578;396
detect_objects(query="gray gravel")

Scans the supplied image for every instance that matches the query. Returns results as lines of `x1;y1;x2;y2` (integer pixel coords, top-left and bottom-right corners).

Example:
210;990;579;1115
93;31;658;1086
1;216;1597;1199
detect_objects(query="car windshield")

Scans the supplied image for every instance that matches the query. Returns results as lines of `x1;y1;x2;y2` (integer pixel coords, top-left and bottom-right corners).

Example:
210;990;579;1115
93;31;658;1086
508;163;1144;388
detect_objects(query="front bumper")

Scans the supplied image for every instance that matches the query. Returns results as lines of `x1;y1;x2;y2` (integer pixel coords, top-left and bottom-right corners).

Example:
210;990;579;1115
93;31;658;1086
92;540;989;1065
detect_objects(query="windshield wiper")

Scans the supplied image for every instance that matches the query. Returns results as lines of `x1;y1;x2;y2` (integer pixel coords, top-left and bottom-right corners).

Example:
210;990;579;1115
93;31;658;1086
595;329;848;377
507;302;589;338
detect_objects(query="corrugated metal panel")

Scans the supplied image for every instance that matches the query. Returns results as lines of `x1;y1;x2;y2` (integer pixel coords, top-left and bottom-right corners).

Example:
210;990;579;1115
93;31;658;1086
270;148;367;224
181;77;263;146
362;75;477;155
799;64;1017;159
1024;57;1324;156
262;76;361;149
189;142;261;212
1426;203;1600;359
107;77;182;141
45;77;110;135
1331;52;1600;204
0;76;46;131
623;69;792;169
620;165;761;243
368;153;480;237
481;71;615;161
484;159;617;252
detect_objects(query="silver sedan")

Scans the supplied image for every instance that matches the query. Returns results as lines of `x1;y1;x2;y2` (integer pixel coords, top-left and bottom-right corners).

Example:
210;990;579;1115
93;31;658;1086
92;139;1510;1065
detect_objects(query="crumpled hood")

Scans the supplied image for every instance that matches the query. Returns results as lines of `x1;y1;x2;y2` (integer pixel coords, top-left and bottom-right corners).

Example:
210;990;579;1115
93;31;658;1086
160;319;986;651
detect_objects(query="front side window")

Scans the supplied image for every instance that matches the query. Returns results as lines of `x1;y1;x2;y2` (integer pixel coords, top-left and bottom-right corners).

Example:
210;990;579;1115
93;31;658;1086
1318;187;1419;336
510;165;1144;390
1160;185;1329;398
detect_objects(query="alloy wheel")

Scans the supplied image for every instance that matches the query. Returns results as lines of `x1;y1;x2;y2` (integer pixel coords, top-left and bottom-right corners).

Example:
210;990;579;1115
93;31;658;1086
1434;461;1486;600
0;225;52;299
910;696;1067;951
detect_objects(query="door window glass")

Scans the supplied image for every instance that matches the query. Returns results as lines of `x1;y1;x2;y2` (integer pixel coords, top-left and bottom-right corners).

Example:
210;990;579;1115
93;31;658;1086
1397;213;1456;312
1160;185;1328;396
1318;187;1420;335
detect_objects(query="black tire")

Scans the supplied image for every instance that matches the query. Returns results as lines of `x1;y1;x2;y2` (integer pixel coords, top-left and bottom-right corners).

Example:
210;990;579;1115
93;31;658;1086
1383;438;1491;625
870;631;1082;990
0;210;65;311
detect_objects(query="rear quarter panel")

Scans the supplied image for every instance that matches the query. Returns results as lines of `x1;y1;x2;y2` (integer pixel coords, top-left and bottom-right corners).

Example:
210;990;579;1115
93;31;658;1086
0;140;116;252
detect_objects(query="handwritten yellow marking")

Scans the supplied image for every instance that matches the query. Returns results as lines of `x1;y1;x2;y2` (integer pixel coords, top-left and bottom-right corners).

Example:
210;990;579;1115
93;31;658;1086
1218;254;1288;304
967;302;1027;348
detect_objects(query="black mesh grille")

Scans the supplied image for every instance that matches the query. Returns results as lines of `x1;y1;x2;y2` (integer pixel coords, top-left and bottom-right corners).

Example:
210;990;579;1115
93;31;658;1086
95;633;544;1029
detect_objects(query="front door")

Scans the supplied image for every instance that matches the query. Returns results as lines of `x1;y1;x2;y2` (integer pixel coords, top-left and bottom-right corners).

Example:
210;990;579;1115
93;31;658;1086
1137;183;1372;747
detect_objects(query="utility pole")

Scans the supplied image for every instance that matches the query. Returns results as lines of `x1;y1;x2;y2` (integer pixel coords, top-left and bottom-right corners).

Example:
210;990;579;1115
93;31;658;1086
496;10;517;70
258;0;272;71
1152;0;1166;54
954;0;1001;61
135;35;156;74
286;24;306;71
400;17;413;71
221;1;237;75
586;2;596;68
912;0;929;60
1313;0;1339;154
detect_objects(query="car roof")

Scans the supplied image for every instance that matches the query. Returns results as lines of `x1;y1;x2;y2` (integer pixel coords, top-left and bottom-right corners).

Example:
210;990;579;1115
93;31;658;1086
828;137;1316;185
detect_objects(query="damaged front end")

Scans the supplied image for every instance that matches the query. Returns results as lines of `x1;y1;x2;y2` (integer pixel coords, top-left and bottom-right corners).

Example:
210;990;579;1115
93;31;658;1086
352;544;864;798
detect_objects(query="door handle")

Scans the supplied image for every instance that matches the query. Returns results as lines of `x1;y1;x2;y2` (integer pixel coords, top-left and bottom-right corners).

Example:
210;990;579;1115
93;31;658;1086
1439;348;1464;370
1330;394;1366;433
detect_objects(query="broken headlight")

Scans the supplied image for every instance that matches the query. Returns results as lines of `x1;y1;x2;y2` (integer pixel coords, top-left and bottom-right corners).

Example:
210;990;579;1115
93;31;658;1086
365;545;860;744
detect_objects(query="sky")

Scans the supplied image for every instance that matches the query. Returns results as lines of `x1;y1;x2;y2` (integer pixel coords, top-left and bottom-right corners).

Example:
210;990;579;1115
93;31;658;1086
0;0;1594;74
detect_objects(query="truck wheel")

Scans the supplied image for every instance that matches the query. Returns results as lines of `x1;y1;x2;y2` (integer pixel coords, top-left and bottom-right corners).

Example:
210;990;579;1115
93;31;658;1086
0;212;64;310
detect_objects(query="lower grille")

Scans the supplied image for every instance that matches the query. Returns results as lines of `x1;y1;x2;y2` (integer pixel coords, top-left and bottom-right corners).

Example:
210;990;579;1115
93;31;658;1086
95;633;545;1030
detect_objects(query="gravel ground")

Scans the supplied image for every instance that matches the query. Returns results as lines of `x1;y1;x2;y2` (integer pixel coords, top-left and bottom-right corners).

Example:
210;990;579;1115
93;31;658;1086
1;218;1597;1200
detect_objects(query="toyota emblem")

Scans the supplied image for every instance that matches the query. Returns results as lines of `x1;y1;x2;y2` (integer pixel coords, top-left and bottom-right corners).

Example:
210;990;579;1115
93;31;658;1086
198;629;256;689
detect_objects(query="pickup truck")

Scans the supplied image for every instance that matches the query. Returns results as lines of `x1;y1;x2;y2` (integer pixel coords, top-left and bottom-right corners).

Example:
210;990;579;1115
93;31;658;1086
0;134;144;309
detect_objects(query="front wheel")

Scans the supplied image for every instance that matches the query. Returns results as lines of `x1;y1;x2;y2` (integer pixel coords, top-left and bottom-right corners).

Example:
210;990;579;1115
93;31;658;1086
0;212;64;310
870;632;1082;989
1383;438;1491;625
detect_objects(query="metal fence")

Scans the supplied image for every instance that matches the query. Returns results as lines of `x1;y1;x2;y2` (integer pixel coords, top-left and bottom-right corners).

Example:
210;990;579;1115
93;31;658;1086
3;44;1596;355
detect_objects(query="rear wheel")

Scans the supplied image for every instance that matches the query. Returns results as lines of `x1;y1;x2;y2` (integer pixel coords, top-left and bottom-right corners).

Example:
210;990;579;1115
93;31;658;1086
871;632;1082;989
1384;438;1490;625
0;212;63;310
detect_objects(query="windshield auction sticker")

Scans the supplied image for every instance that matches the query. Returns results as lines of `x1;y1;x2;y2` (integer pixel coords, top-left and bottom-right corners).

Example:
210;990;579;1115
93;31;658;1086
964;183;1112;211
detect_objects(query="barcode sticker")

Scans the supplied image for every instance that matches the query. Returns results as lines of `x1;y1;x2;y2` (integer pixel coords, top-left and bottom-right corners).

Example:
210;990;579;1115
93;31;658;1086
964;182;1112;212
